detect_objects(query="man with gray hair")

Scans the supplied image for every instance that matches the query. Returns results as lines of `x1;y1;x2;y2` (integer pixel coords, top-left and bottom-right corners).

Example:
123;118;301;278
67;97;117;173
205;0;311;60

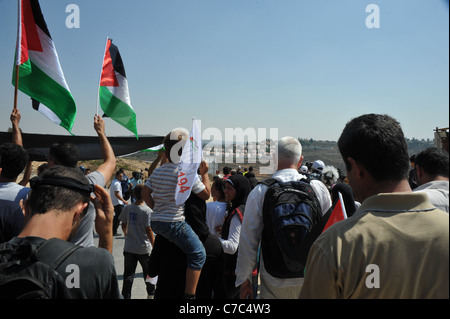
235;136;331;299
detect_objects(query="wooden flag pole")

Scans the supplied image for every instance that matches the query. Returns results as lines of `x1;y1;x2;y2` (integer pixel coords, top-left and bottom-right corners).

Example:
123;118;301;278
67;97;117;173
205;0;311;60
13;64;19;111
13;0;21;111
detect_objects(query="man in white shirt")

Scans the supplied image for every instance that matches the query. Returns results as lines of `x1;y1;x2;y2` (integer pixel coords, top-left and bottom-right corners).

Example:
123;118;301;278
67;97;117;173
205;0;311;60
111;170;128;235
235;137;331;299
413;147;449;213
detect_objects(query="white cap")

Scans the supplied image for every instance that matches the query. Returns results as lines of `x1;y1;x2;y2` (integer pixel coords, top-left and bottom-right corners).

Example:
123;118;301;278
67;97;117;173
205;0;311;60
312;160;325;172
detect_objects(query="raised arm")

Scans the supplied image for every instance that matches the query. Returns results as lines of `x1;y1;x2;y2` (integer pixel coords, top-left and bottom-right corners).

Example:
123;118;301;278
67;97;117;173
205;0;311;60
93;115;116;182
92;184;114;253
147;149;165;176
10;108;23;146
195;161;211;201
18;161;33;186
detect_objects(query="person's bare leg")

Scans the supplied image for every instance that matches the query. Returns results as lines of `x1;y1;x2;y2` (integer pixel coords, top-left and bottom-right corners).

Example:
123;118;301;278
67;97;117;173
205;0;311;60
185;268;202;297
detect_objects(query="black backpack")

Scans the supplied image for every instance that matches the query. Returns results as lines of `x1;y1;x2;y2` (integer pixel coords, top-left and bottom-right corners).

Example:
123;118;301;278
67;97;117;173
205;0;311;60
260;178;323;279
0;238;81;299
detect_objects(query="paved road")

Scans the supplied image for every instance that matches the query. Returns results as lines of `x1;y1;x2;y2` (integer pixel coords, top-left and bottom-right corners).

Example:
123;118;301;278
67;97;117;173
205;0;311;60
94;233;149;299
94;230;261;300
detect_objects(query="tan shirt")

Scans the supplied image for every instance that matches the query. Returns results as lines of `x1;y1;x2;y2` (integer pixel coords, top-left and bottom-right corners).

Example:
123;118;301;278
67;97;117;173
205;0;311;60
300;192;449;299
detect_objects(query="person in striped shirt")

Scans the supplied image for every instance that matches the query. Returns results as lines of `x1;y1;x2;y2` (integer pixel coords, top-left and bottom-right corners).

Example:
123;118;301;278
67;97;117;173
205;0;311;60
142;129;211;299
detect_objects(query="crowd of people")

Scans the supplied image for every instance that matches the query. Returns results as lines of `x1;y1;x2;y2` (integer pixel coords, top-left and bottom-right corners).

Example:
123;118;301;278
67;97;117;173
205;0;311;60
0;109;448;299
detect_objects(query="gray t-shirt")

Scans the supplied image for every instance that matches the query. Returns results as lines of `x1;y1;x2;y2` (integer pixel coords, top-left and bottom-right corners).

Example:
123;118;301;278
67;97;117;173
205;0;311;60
119;204;152;255
70;171;105;247
0;182;30;205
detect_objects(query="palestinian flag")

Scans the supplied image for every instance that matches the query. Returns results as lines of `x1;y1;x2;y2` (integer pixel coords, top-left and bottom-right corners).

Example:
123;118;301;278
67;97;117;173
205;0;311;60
12;0;76;134
99;38;138;139
322;192;347;233
141;144;164;152
175;118;202;205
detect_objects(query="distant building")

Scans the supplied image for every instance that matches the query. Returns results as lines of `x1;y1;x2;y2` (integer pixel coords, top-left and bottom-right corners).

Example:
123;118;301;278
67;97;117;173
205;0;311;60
434;127;449;153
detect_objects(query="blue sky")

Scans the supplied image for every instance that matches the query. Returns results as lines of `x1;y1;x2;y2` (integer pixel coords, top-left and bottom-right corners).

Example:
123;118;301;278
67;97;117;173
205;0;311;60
0;0;448;141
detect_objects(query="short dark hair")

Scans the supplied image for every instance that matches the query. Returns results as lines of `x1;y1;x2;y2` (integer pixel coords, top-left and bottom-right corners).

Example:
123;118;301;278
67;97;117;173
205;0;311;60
37;163;48;176
28;165;90;217
223;166;231;175
49;142;79;167
338;114;410;181
133;184;144;200
163;130;187;163
415;147;449;178
212;178;225;199
0;143;29;179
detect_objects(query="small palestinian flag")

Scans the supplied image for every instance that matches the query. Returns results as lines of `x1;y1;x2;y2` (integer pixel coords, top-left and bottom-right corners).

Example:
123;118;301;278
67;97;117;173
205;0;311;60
99;38;138;139
12;0;77;134
141;144;164;152
322;192;347;233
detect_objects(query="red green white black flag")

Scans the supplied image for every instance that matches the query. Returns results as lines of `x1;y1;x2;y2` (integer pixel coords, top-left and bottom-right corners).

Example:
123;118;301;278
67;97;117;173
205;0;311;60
12;0;77;134
99;38;138;139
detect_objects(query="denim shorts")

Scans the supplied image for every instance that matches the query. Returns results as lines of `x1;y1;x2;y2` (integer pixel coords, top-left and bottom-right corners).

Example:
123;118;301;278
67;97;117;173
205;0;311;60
151;220;206;270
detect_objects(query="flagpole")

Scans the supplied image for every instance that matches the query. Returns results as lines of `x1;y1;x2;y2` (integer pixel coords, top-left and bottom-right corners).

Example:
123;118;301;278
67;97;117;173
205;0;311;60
338;192;348;219
13;65;19;111
13;0;21;111
96;36;109;116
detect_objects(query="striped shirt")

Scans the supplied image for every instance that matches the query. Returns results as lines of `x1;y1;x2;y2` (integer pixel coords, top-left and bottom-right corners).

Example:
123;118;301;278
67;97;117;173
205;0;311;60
145;162;205;222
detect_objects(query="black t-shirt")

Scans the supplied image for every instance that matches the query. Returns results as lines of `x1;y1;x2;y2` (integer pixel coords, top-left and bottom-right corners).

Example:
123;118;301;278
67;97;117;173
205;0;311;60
6;236;122;299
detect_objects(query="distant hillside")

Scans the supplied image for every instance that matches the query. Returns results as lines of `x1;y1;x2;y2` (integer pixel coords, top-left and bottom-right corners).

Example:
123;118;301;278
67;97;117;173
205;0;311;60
80;137;434;182
299;137;434;172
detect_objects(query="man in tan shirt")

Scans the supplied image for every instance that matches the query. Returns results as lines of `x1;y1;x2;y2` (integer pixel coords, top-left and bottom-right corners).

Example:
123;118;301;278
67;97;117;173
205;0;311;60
300;114;449;299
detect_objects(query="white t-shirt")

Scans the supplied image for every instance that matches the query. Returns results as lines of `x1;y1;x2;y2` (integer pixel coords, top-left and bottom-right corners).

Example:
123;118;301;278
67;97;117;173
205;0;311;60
206;201;228;237
110;178;124;206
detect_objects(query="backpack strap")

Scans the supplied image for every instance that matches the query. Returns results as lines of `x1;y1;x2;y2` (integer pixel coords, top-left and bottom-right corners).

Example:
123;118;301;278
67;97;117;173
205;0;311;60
36;238;82;270
259;178;279;187
234;208;244;223
260;177;310;188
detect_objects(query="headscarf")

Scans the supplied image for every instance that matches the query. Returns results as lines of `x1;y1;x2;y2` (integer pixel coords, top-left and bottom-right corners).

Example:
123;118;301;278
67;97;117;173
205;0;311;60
225;174;251;212
331;182;357;217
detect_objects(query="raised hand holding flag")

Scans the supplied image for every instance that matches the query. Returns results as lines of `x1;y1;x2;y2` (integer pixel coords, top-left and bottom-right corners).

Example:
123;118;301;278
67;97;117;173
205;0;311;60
12;0;77;133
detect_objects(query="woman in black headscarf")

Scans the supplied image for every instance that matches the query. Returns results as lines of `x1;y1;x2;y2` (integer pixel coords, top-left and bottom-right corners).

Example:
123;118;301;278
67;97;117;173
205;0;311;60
330;182;357;218
320;182;358;233
219;174;251;299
